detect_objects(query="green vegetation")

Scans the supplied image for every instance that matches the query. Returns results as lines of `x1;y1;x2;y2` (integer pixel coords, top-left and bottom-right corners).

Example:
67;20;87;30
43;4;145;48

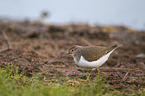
0;67;144;96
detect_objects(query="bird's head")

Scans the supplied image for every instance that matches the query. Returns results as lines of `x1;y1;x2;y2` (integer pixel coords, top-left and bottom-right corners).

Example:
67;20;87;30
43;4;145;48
61;45;81;58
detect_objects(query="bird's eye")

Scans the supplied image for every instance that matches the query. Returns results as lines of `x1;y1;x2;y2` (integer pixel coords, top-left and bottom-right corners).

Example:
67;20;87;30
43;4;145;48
71;50;74;51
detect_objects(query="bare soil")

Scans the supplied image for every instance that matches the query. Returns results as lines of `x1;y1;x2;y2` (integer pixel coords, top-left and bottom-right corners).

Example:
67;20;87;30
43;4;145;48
0;20;145;92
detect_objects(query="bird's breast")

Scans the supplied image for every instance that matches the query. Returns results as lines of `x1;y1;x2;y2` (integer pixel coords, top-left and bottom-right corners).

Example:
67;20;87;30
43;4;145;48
74;54;111;68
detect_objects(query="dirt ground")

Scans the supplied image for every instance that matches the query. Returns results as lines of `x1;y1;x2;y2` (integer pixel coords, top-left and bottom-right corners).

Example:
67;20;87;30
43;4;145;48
0;19;145;92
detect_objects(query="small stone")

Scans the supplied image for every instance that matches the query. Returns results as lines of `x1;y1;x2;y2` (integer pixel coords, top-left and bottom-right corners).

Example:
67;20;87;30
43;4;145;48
135;53;145;58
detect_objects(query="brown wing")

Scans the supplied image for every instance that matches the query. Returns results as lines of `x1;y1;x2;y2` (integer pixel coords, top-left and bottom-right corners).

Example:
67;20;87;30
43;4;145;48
80;46;107;62
78;44;122;62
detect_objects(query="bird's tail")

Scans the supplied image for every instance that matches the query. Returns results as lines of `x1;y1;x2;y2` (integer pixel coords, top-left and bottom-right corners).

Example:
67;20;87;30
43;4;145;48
111;44;123;49
105;44;123;54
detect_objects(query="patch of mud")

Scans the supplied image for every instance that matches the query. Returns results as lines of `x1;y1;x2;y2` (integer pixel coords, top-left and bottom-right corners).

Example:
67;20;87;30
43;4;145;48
0;20;145;91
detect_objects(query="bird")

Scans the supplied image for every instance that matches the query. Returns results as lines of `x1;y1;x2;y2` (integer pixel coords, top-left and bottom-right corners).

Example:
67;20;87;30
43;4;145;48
61;44;122;81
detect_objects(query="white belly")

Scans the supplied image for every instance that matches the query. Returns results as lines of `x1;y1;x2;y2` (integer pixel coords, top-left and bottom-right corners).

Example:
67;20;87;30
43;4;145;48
74;49;115;68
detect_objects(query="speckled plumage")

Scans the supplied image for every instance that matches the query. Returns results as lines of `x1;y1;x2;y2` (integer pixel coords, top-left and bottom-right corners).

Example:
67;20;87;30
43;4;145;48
72;45;119;62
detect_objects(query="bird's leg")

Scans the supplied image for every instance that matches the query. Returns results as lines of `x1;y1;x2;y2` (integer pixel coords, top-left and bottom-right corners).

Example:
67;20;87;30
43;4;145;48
97;68;100;81
80;69;94;82
86;69;93;81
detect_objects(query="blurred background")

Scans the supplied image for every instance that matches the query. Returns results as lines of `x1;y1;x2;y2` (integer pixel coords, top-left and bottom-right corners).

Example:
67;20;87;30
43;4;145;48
0;0;145;30
0;1;145;94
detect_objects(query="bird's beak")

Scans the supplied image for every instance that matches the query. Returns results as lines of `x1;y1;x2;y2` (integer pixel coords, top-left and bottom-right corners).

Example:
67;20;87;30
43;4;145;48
61;52;70;58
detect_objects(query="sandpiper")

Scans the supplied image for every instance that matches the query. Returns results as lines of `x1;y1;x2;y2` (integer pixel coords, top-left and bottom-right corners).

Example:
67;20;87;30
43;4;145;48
61;44;122;81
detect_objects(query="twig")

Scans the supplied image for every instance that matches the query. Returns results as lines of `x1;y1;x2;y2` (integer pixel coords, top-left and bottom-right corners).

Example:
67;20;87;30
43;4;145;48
2;31;12;49
45;60;69;64
40;60;74;67
0;31;12;53
0;48;10;53
31;49;47;58
123;72;129;79
99;67;141;72
106;80;145;84
80;67;141;73
81;38;93;46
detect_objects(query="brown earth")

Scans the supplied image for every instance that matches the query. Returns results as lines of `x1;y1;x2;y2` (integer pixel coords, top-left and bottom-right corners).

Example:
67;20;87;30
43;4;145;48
0;20;145;92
